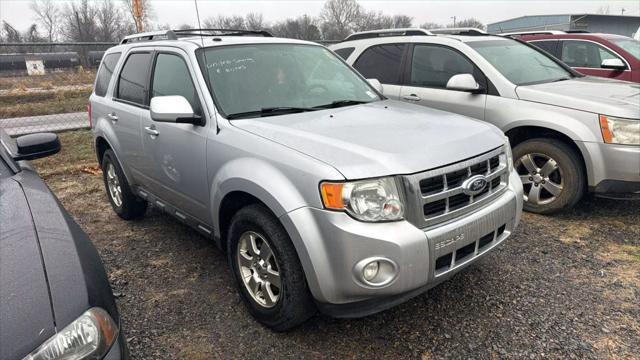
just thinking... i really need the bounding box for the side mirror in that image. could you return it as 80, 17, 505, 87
446, 74, 483, 93
150, 96, 201, 125
601, 58, 626, 71
367, 78, 383, 93
13, 132, 61, 161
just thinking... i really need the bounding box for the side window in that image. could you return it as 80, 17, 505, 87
117, 52, 152, 105
410, 45, 480, 89
531, 40, 559, 57
353, 44, 405, 84
94, 52, 121, 97
334, 47, 355, 60
151, 53, 201, 115
561, 40, 621, 68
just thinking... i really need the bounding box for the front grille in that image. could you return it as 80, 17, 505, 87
402, 147, 509, 228
434, 222, 508, 275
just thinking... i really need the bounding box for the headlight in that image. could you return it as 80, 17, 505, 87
503, 136, 514, 172
599, 115, 640, 145
24, 308, 118, 360
320, 177, 404, 222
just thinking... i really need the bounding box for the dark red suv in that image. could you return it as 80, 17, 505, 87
515, 32, 640, 83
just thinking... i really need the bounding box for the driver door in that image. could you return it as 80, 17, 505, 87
399, 44, 487, 120
141, 49, 212, 223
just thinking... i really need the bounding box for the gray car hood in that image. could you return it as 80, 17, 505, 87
516, 76, 640, 118
232, 100, 505, 179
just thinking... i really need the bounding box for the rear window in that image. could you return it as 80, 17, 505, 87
117, 52, 153, 105
353, 44, 405, 84
94, 52, 121, 97
334, 47, 355, 60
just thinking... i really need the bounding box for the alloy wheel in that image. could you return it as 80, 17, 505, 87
106, 162, 123, 207
516, 153, 564, 206
237, 231, 282, 308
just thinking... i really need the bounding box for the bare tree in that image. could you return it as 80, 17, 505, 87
452, 17, 485, 30
271, 15, 322, 40
61, 0, 100, 41
245, 12, 265, 30
320, 0, 362, 40
30, 0, 60, 42
597, 5, 611, 14
3, 21, 22, 42
96, 0, 133, 42
420, 21, 443, 29
203, 15, 246, 29
392, 14, 413, 28
122, 0, 153, 32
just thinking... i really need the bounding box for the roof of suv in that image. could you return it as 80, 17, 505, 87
515, 33, 632, 41
111, 29, 319, 52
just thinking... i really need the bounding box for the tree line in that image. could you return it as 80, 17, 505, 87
0, 0, 485, 43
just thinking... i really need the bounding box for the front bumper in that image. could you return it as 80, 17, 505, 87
280, 170, 523, 316
104, 327, 129, 359
577, 141, 640, 197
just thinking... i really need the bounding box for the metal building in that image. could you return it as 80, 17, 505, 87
487, 14, 640, 37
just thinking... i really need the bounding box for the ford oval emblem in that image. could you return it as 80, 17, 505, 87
462, 175, 488, 196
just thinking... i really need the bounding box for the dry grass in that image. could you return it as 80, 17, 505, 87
0, 70, 96, 90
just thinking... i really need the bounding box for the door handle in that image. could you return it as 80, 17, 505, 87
107, 112, 118, 122
144, 126, 159, 137
402, 94, 421, 101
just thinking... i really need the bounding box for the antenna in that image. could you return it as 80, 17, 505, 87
193, 0, 219, 133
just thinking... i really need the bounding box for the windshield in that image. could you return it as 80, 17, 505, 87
468, 39, 574, 86
610, 38, 640, 60
198, 44, 381, 119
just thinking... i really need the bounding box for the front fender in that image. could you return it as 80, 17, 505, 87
211, 157, 312, 238
502, 116, 597, 143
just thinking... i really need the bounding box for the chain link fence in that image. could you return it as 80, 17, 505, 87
0, 42, 116, 136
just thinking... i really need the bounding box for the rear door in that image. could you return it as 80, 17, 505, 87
399, 44, 487, 120
111, 50, 154, 182
351, 43, 407, 99
559, 40, 632, 81
140, 49, 211, 223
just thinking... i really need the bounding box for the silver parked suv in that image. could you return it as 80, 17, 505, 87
90, 29, 523, 330
332, 28, 640, 214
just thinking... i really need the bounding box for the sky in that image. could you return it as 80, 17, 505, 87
1, 0, 639, 31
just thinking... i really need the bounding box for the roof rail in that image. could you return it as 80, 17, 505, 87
501, 30, 566, 36
121, 30, 177, 44
344, 28, 433, 41
120, 28, 272, 44
430, 28, 488, 36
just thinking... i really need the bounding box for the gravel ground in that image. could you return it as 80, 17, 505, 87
34, 130, 639, 359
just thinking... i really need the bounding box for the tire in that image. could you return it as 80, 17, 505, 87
101, 149, 147, 220
512, 138, 585, 214
227, 204, 315, 331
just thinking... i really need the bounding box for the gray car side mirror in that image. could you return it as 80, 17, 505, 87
150, 96, 201, 125
446, 74, 483, 93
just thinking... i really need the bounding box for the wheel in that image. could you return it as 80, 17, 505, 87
227, 204, 315, 331
101, 149, 147, 220
512, 138, 585, 214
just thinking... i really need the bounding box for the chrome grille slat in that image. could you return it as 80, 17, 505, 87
402, 146, 508, 229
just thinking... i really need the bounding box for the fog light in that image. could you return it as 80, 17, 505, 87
363, 261, 379, 281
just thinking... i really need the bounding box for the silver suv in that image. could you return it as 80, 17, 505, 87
332, 28, 640, 214
90, 29, 523, 330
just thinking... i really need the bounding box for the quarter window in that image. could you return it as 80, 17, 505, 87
117, 52, 152, 105
94, 52, 121, 97
334, 47, 355, 60
410, 45, 480, 89
353, 44, 405, 84
151, 53, 201, 115
561, 40, 621, 69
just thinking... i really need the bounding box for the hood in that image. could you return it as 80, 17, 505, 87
231, 100, 505, 179
516, 76, 640, 118
0, 179, 55, 360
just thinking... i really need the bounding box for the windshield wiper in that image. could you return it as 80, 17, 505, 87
313, 100, 370, 109
226, 106, 318, 120
550, 77, 571, 83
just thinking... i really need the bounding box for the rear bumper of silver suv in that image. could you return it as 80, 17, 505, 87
280, 169, 523, 317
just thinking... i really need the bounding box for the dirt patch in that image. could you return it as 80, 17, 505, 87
33, 130, 640, 359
